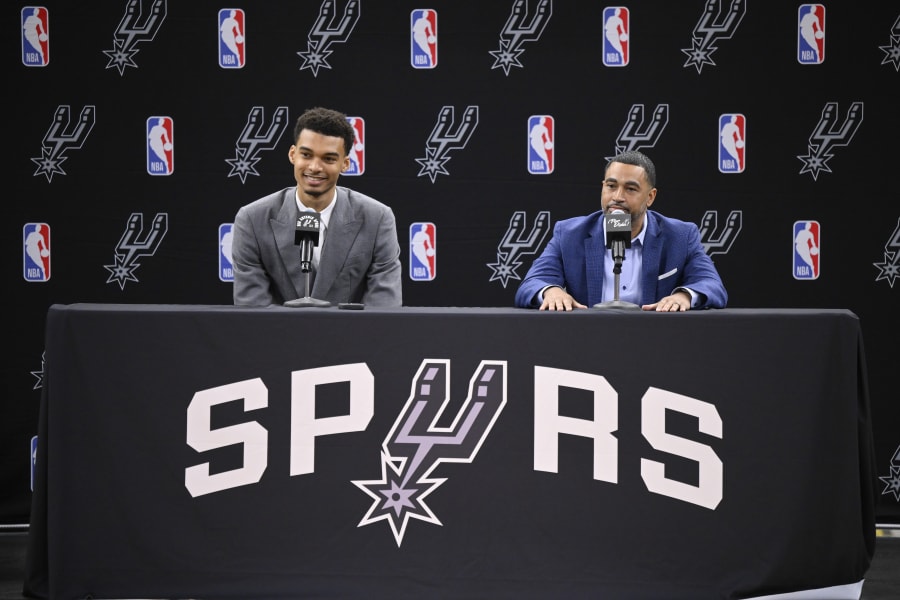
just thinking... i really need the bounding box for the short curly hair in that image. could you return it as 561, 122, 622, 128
293, 107, 355, 157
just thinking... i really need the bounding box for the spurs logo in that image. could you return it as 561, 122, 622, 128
612, 104, 670, 158
880, 14, 900, 71
31, 105, 96, 182
103, 0, 167, 75
104, 212, 169, 289
698, 210, 742, 256
297, 0, 360, 76
487, 211, 551, 288
415, 105, 479, 183
879, 445, 900, 501
797, 101, 863, 181
873, 217, 900, 289
226, 106, 290, 183
354, 360, 507, 546
681, 0, 746, 73
489, 0, 553, 75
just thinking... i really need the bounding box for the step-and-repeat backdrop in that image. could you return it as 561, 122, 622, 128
6, 1, 900, 524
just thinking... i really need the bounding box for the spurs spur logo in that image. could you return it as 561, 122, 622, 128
681, 0, 746, 73
297, 0, 359, 76
31, 105, 96, 182
797, 101, 863, 181
489, 0, 552, 76
487, 211, 551, 288
880, 14, 900, 71
103, 0, 167, 76
104, 212, 168, 289
698, 210, 742, 256
353, 360, 507, 546
873, 216, 900, 289
226, 106, 290, 183
879, 445, 900, 502
608, 103, 669, 159
415, 105, 479, 183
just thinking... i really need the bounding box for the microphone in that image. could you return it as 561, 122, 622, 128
294, 212, 320, 273
605, 209, 631, 249
592, 208, 640, 309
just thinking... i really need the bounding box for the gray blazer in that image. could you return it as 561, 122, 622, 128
232, 186, 402, 307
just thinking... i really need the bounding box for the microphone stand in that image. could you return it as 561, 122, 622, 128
284, 244, 331, 308
592, 239, 640, 310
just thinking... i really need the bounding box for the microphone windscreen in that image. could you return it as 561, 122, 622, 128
605, 210, 631, 248
295, 212, 321, 246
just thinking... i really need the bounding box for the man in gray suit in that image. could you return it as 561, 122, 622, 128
232, 107, 402, 307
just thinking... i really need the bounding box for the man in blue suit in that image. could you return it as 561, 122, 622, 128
515, 150, 727, 312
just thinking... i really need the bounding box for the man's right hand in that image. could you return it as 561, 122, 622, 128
539, 286, 587, 311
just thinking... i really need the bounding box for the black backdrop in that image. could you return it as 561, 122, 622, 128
5, 1, 900, 524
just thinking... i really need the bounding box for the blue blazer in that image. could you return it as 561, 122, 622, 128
515, 210, 728, 308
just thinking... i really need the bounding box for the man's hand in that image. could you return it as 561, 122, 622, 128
540, 287, 587, 311
642, 289, 691, 312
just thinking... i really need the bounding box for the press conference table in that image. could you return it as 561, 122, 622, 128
26, 304, 876, 599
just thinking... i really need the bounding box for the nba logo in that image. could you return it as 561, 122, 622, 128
219, 223, 234, 282
718, 113, 745, 173
528, 115, 554, 175
410, 222, 436, 281
23, 222, 51, 282
797, 4, 825, 64
147, 116, 174, 175
793, 220, 820, 280
602, 7, 629, 67
345, 117, 365, 176
219, 9, 245, 68
411, 9, 437, 69
21, 7, 49, 67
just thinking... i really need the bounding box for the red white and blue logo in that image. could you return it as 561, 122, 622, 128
21, 6, 49, 67
23, 222, 51, 282
797, 4, 825, 64
345, 116, 365, 176
602, 6, 629, 67
718, 113, 745, 173
411, 9, 437, 69
410, 222, 436, 281
219, 223, 234, 282
219, 9, 245, 69
528, 115, 554, 175
147, 116, 174, 175
793, 220, 820, 280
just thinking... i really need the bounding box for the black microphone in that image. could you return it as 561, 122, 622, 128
294, 212, 321, 273
605, 209, 631, 249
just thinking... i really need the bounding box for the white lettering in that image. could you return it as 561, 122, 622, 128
290, 363, 374, 475
640, 387, 723, 509
533, 366, 618, 483
185, 378, 268, 497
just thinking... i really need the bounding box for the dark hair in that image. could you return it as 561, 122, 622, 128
607, 150, 657, 188
293, 107, 355, 157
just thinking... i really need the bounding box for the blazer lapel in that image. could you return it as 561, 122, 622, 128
313, 189, 362, 297
585, 221, 606, 306
640, 213, 661, 305
273, 190, 305, 297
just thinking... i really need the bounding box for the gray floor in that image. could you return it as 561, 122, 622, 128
1, 527, 898, 599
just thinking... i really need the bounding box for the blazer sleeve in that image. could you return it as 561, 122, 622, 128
231, 204, 277, 306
